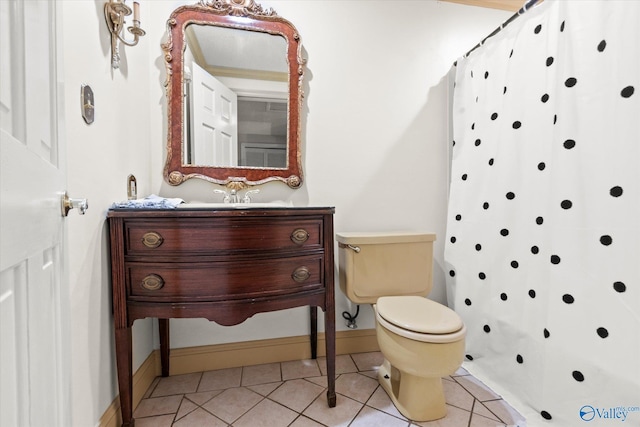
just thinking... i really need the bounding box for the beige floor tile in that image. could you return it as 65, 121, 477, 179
133, 414, 174, 427
412, 404, 472, 427
184, 390, 223, 406
335, 373, 379, 403
455, 375, 501, 402
483, 399, 526, 425
360, 369, 379, 379
248, 381, 282, 396
133, 395, 182, 418
473, 400, 502, 422
351, 351, 384, 372
282, 359, 321, 380
234, 398, 298, 427
134, 355, 524, 427
202, 387, 263, 423
172, 407, 227, 427
151, 373, 202, 397
317, 354, 359, 375
241, 362, 281, 386
305, 376, 328, 388
269, 378, 325, 412
175, 397, 198, 421
443, 378, 475, 411
302, 392, 363, 427
469, 413, 507, 427
198, 367, 241, 391
289, 415, 325, 427
366, 386, 407, 420
351, 406, 410, 427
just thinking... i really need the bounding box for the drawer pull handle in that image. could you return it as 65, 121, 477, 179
141, 274, 164, 291
290, 229, 309, 245
292, 266, 310, 283
142, 232, 163, 248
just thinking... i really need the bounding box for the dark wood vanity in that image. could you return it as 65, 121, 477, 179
108, 207, 336, 427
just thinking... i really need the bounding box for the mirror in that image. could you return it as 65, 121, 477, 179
163, 0, 305, 189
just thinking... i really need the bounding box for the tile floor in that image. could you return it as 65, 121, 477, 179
134, 352, 525, 427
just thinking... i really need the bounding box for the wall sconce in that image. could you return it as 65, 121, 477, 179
104, 0, 145, 69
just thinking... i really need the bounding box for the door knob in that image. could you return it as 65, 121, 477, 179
61, 192, 89, 216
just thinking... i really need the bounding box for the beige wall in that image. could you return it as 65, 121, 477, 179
61, 1, 510, 425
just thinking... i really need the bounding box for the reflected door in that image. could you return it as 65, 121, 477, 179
191, 62, 238, 166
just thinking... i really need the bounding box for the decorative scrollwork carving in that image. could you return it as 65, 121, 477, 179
287, 175, 302, 188
226, 180, 249, 191
161, 19, 176, 86
198, 0, 277, 17
168, 171, 184, 185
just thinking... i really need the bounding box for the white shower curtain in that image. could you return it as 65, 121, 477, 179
445, 1, 639, 425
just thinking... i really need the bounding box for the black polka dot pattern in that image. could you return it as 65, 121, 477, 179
446, 3, 638, 425
610, 186, 623, 197
560, 200, 572, 209
613, 282, 626, 293
621, 86, 634, 98
572, 371, 585, 382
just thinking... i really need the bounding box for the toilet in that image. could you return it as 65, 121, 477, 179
336, 232, 466, 422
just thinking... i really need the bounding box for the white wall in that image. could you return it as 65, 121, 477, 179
61, 1, 510, 425
62, 2, 155, 426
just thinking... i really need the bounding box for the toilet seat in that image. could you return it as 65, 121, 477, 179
375, 296, 465, 343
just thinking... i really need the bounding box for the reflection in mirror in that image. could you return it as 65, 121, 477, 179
183, 25, 288, 168
163, 0, 305, 189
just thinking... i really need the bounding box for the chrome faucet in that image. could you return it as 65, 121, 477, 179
214, 188, 259, 203
242, 189, 260, 203
213, 189, 231, 203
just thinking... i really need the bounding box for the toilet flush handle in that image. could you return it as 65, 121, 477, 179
339, 243, 361, 253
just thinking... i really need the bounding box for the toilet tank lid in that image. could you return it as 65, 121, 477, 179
336, 232, 436, 245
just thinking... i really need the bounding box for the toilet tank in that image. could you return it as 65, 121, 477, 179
336, 232, 436, 304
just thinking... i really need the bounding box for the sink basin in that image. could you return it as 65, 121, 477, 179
177, 202, 293, 209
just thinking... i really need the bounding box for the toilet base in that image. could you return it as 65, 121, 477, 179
378, 359, 447, 422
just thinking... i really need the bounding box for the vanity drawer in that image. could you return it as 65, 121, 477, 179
125, 218, 323, 256
127, 255, 324, 300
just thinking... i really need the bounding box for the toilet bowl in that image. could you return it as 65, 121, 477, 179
375, 296, 466, 421
336, 232, 466, 422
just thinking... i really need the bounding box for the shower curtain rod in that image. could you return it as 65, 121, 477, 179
454, 0, 543, 65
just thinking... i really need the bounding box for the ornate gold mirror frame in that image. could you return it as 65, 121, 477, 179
163, 0, 305, 189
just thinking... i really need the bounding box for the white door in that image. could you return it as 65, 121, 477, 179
191, 62, 238, 166
0, 1, 71, 426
